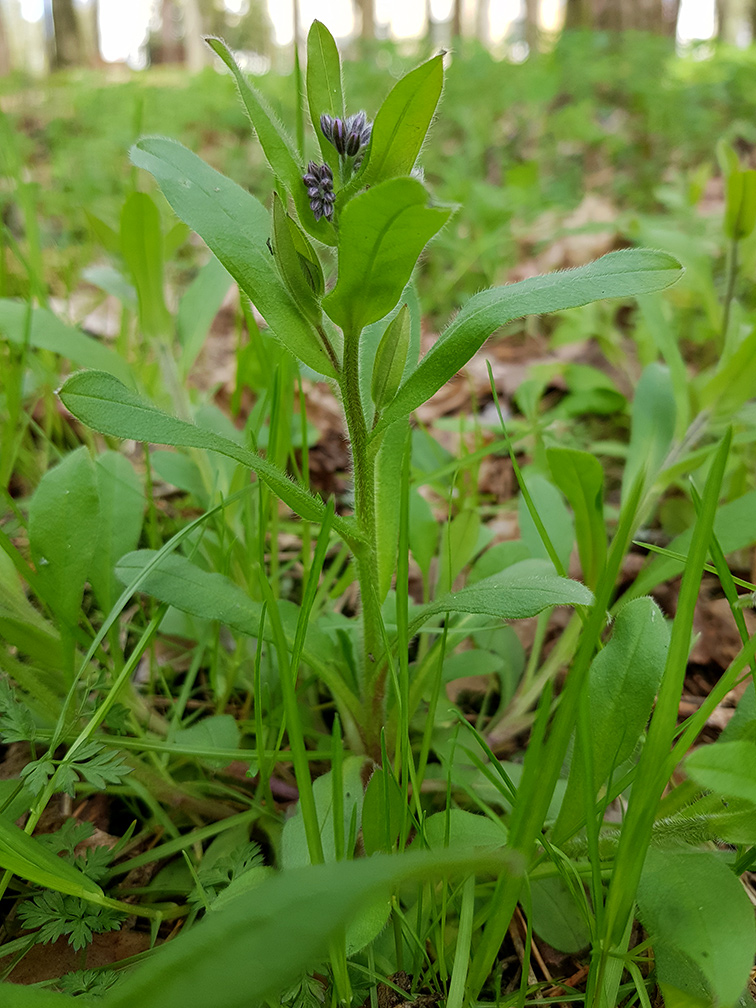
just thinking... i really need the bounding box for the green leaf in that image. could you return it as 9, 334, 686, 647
205, 37, 334, 246
28, 447, 99, 629
420, 809, 507, 849
547, 447, 606, 588
685, 740, 756, 805
120, 191, 171, 340
100, 847, 520, 1008
437, 509, 482, 596
57, 372, 354, 536
323, 178, 450, 333
116, 550, 263, 635
0, 299, 131, 382
637, 848, 756, 1007
372, 304, 411, 410
555, 596, 669, 842
529, 876, 591, 954
361, 767, 405, 856
517, 473, 573, 574
177, 255, 233, 377
170, 715, 240, 769
374, 420, 410, 602
306, 21, 344, 175
282, 756, 367, 867
130, 138, 335, 376
626, 490, 756, 600
344, 55, 444, 194
0, 549, 63, 675
89, 452, 144, 615
408, 488, 438, 577
724, 168, 756, 241
0, 812, 103, 899
374, 249, 683, 434
410, 560, 593, 635
0, 983, 77, 1007
621, 363, 676, 504
271, 193, 321, 325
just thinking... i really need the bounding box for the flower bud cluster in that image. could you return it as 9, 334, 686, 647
320, 111, 372, 159
302, 161, 335, 222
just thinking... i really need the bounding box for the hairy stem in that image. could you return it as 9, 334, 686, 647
340, 327, 384, 756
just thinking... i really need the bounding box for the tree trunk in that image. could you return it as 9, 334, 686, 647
565, 0, 680, 33
474, 0, 489, 44
524, 0, 540, 49
357, 0, 375, 40
0, 1, 11, 75
564, 0, 592, 29
179, 0, 206, 71
451, 0, 462, 38
51, 0, 83, 68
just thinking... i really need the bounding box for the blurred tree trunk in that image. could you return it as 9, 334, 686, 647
718, 0, 750, 43
565, 0, 679, 34
0, 1, 11, 75
50, 0, 83, 68
565, 0, 592, 29
179, 0, 206, 71
451, 0, 462, 38
475, 0, 490, 44
78, 0, 102, 67
524, 0, 540, 49
157, 0, 183, 62
356, 0, 375, 40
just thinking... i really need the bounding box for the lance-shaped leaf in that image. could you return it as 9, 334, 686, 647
372, 304, 411, 410
408, 560, 593, 637
340, 55, 444, 201
373, 249, 683, 436
0, 299, 131, 382
58, 371, 361, 545
120, 191, 172, 340
130, 137, 336, 377
0, 812, 103, 899
271, 193, 322, 324
101, 847, 520, 1008
306, 21, 344, 176
324, 177, 449, 333
547, 447, 606, 588
206, 37, 335, 246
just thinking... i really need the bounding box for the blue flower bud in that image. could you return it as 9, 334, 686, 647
302, 161, 334, 221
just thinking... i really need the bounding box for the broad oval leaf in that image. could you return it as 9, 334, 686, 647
374, 248, 683, 434
58, 371, 361, 542
637, 847, 756, 1007
28, 447, 99, 629
685, 739, 756, 805
89, 452, 144, 614
130, 137, 336, 376
323, 177, 450, 333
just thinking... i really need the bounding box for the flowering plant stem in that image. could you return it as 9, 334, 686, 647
340, 325, 384, 758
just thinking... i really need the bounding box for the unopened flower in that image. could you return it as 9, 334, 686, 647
320, 111, 372, 159
302, 161, 335, 221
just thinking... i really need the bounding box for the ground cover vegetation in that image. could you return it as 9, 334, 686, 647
1, 21, 756, 1008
